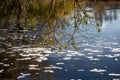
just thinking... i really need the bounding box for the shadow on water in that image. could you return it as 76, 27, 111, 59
0, 0, 120, 80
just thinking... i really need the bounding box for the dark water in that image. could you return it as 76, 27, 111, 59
0, 1, 120, 80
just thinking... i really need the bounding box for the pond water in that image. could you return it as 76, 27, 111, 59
0, 1, 120, 80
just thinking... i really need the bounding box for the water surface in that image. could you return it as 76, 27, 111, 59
0, 1, 120, 80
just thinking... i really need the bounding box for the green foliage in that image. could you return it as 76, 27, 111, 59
74, 45, 79, 51
65, 43, 69, 49
59, 45, 63, 51
0, 0, 102, 51
97, 28, 101, 32
58, 32, 63, 38
83, 20, 88, 25
96, 22, 101, 27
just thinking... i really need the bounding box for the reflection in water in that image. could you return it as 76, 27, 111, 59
0, 0, 100, 49
0, 48, 55, 80
0, 1, 120, 80
91, 1, 120, 23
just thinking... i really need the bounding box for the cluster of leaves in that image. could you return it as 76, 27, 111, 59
0, 0, 101, 50
56, 1, 101, 51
